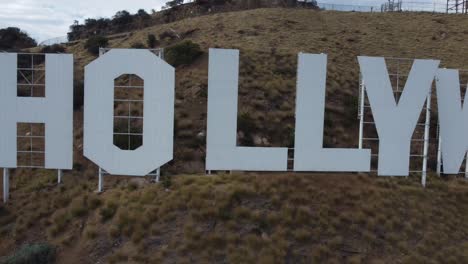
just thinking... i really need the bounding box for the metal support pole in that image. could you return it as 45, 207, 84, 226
3, 169, 9, 203
358, 77, 365, 150
465, 154, 468, 179
436, 133, 442, 176
155, 168, 161, 182
98, 167, 103, 193
421, 93, 432, 187
57, 170, 63, 184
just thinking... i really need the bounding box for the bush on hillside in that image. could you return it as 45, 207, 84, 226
0, 27, 37, 51
40, 44, 66, 53
73, 79, 84, 110
137, 9, 151, 20
147, 34, 159, 48
238, 112, 256, 146
131, 42, 146, 49
3, 243, 56, 264
165, 40, 202, 67
84, 35, 108, 55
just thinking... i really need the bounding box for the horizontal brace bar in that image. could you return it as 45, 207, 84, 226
17, 68, 45, 71
113, 133, 143, 136
114, 116, 144, 119
17, 151, 45, 154
363, 105, 430, 111
363, 138, 428, 142
17, 165, 45, 169
114, 99, 144, 102
114, 85, 144, 89
17, 135, 45, 138
388, 74, 409, 77
17, 84, 45, 87
362, 121, 428, 127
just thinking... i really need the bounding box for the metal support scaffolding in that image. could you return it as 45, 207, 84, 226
446, 0, 468, 13
97, 167, 161, 193
422, 92, 432, 187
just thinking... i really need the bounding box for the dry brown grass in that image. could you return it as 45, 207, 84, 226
4, 170, 468, 263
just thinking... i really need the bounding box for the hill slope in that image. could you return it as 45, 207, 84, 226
2, 8, 468, 263
66, 8, 468, 174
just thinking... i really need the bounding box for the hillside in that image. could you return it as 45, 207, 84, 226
64, 8, 468, 174
2, 8, 468, 263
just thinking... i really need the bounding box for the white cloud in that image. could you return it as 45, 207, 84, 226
0, 0, 449, 43
0, 0, 167, 42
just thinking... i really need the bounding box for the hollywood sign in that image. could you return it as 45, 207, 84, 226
0, 49, 466, 179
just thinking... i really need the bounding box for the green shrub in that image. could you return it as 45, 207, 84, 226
238, 112, 256, 145
165, 40, 202, 67
73, 79, 84, 110
161, 174, 172, 189
130, 42, 146, 49
343, 94, 359, 125
84, 35, 108, 55
4, 243, 56, 264
147, 34, 159, 48
100, 202, 118, 222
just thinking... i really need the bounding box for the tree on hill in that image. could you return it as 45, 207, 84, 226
84, 35, 108, 55
113, 10, 133, 26
0, 27, 37, 51
137, 9, 151, 19
164, 0, 184, 9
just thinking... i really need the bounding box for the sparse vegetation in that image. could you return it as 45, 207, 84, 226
73, 79, 84, 110
40, 44, 66, 53
165, 40, 202, 67
130, 42, 146, 49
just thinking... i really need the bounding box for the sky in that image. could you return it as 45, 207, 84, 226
0, 0, 448, 43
